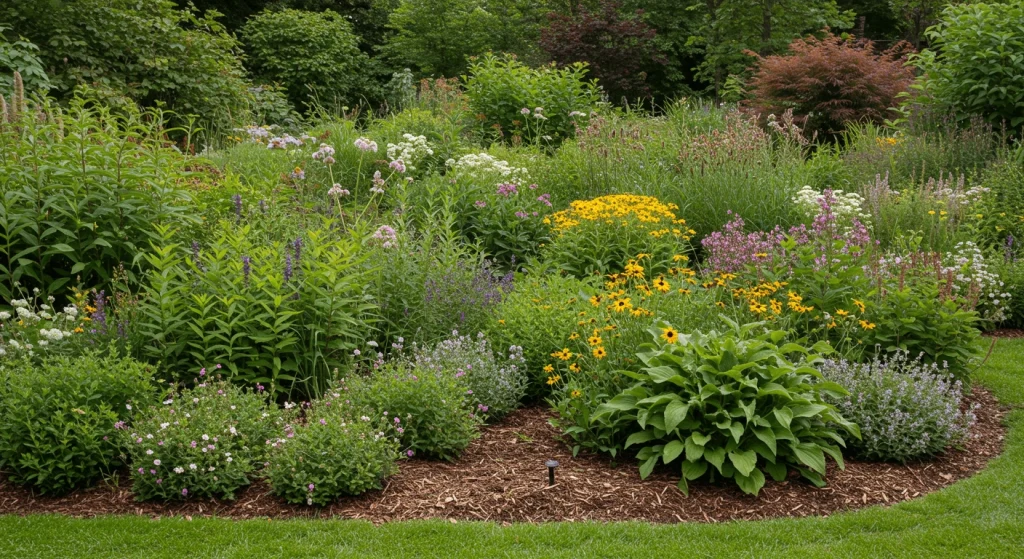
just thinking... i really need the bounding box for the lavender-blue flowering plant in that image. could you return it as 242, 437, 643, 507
819, 352, 975, 463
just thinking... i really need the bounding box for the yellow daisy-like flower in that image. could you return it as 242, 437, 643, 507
611, 298, 633, 313
715, 301, 726, 308
569, 332, 580, 340
73, 327, 84, 334
546, 375, 562, 386
770, 299, 782, 314
592, 346, 607, 359
552, 348, 573, 361
660, 326, 679, 344
828, 320, 837, 329
570, 389, 582, 398
679, 288, 692, 295
928, 210, 936, 216
498, 319, 506, 325
543, 364, 554, 373
589, 295, 603, 307
859, 320, 876, 330
853, 299, 865, 313
835, 309, 850, 317
653, 277, 671, 293
569, 363, 581, 373
749, 301, 768, 314
672, 254, 689, 262
588, 334, 603, 346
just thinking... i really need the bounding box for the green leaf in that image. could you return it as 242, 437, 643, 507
681, 459, 708, 481
734, 468, 766, 496
624, 430, 655, 449
774, 407, 793, 429
663, 400, 689, 432
791, 404, 828, 418
792, 442, 826, 475
764, 460, 788, 481
704, 446, 726, 473
662, 440, 685, 464
684, 436, 704, 462
728, 449, 757, 477
638, 455, 658, 479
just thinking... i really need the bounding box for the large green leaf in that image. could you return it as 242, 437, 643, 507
663, 400, 690, 432
662, 440, 685, 464
791, 442, 826, 474
728, 449, 757, 477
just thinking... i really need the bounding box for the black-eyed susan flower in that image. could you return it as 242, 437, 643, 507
592, 346, 607, 359
660, 326, 679, 344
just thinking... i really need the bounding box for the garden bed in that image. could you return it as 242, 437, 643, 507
0, 389, 1006, 524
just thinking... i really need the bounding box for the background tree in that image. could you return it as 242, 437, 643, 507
540, 1, 667, 104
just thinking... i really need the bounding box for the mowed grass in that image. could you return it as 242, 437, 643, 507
2, 339, 1023, 559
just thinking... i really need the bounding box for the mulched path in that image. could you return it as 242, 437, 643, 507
983, 328, 1024, 339
0, 389, 1007, 523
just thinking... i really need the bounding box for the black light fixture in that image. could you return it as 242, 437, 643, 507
545, 459, 559, 486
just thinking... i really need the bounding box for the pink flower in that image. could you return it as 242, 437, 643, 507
182, 488, 189, 496
406, 450, 414, 457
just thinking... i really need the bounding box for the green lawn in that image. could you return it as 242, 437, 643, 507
2, 340, 1023, 559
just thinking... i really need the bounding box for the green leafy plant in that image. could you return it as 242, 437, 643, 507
266, 401, 399, 506
0, 95, 197, 301
463, 53, 601, 146
135, 222, 376, 398
910, 0, 1024, 128
343, 364, 481, 461
241, 9, 375, 111
0, 349, 156, 495
119, 381, 287, 501
0, 31, 49, 98
586, 319, 858, 496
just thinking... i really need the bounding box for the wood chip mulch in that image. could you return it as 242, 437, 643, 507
983, 328, 1024, 339
0, 389, 1007, 524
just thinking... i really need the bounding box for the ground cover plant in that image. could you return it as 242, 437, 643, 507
1, 6, 1023, 550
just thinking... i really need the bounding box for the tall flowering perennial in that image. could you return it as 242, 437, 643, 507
792, 185, 870, 230
386, 134, 433, 171
372, 225, 398, 249
445, 153, 529, 186
545, 194, 689, 236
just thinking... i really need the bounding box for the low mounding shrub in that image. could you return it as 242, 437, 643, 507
463, 53, 600, 146
580, 319, 858, 496
343, 365, 481, 461
119, 381, 286, 501
745, 33, 914, 135
543, 194, 695, 277
0, 350, 155, 495
911, 1, 1024, 128
412, 331, 528, 421
820, 353, 975, 462
266, 403, 399, 506
241, 9, 373, 110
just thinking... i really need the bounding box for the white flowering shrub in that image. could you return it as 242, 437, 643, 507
445, 152, 530, 186
943, 241, 1011, 323
386, 134, 434, 172
119, 381, 289, 501
1, 289, 88, 361
266, 401, 399, 506
793, 185, 870, 229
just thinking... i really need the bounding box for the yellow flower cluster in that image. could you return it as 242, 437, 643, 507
544, 194, 694, 239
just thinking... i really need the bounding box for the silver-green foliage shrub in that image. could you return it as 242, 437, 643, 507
266, 401, 399, 506
119, 381, 287, 501
820, 353, 975, 462
0, 349, 156, 494
589, 319, 859, 496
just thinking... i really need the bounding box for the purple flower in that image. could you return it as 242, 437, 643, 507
308, 483, 315, 492
389, 159, 406, 173
242, 256, 251, 286
284, 253, 293, 283
406, 450, 414, 457
474, 200, 487, 208
515, 211, 528, 219
182, 488, 189, 496
293, 238, 303, 269
233, 194, 243, 222
496, 183, 518, 197
537, 193, 552, 207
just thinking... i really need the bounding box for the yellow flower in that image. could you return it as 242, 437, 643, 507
679, 288, 692, 295
749, 301, 768, 314
546, 375, 562, 386
570, 389, 582, 398
569, 363, 581, 373
543, 364, 554, 373
853, 299, 865, 313
73, 327, 84, 334
672, 254, 689, 262
498, 319, 505, 325
592, 346, 607, 359
660, 326, 679, 344
835, 309, 850, 317
928, 210, 936, 216
976, 214, 984, 219
828, 321, 837, 329
715, 301, 725, 308
588, 334, 603, 346
653, 277, 670, 293
859, 320, 876, 330
770, 299, 782, 314
611, 298, 633, 313
589, 295, 603, 307
569, 332, 580, 340
552, 348, 573, 361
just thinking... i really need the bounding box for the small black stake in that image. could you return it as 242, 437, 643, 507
545, 459, 559, 486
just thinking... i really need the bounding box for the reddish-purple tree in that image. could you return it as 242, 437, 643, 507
539, 2, 667, 104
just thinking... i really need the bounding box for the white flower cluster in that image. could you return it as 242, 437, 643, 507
793, 185, 871, 228
944, 241, 1011, 322
234, 125, 273, 143
1, 295, 80, 359
386, 134, 433, 171
445, 153, 529, 186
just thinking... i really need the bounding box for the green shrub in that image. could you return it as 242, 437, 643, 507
0, 97, 197, 301
119, 381, 286, 501
464, 54, 601, 146
910, 1, 1024, 128
992, 254, 1024, 329
266, 402, 399, 506
820, 353, 974, 462
344, 365, 481, 461
576, 319, 858, 496
241, 9, 374, 111
0, 350, 156, 495
5, 0, 252, 129
0, 31, 49, 98
135, 223, 376, 398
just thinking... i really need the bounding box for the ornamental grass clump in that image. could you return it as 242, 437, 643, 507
412, 331, 528, 421
543, 194, 695, 277
819, 353, 975, 462
580, 318, 858, 496
266, 402, 399, 506
0, 350, 155, 495
119, 381, 288, 501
